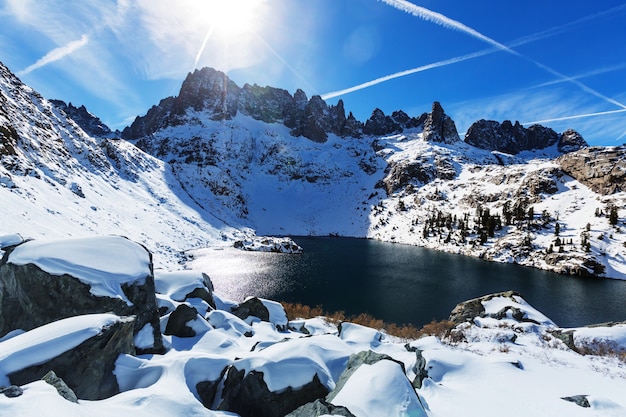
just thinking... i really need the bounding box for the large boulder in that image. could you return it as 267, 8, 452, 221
325, 350, 427, 417
0, 236, 163, 353
3, 314, 135, 400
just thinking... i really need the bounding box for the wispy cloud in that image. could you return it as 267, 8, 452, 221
17, 34, 89, 76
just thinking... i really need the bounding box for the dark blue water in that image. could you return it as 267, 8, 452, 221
200, 237, 626, 328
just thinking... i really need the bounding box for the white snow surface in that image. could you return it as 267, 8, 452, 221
8, 236, 151, 303
2, 247, 626, 416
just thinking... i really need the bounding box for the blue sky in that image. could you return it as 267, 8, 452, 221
1, 0, 626, 145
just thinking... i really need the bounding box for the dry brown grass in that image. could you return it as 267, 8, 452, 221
577, 341, 626, 364
281, 302, 456, 341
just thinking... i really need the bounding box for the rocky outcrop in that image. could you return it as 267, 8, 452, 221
464, 119, 587, 154
9, 315, 135, 400
233, 236, 304, 253
49, 100, 112, 137
380, 152, 458, 195
557, 146, 626, 195
422, 101, 460, 144
448, 290, 523, 324
0, 237, 163, 353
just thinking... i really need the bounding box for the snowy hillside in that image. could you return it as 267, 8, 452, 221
0, 62, 248, 268
124, 68, 625, 279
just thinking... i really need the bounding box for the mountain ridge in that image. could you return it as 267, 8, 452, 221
1, 61, 625, 279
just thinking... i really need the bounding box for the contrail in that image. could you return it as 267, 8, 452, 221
193, 26, 216, 70
325, 0, 626, 111
378, 0, 626, 110
536, 62, 626, 88
323, 3, 626, 101
379, 0, 511, 52
322, 48, 495, 100
18, 34, 89, 76
521, 108, 626, 125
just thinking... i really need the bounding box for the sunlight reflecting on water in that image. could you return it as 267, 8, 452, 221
186, 238, 626, 328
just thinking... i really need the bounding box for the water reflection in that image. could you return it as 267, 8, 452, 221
189, 237, 626, 328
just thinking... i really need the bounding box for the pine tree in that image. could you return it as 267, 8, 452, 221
609, 206, 619, 226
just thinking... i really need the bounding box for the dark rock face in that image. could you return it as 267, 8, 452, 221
423, 101, 460, 144
380, 152, 458, 195
9, 316, 135, 400
363, 108, 401, 136
558, 129, 588, 153
464, 119, 587, 154
217, 367, 329, 417
164, 304, 199, 337
49, 100, 112, 137
557, 146, 626, 195
0, 239, 163, 353
123, 68, 352, 144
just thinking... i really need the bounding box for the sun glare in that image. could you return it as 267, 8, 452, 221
205, 0, 260, 37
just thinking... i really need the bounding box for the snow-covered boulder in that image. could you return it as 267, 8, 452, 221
234, 236, 303, 254
0, 236, 163, 353
232, 297, 289, 331
2, 314, 134, 400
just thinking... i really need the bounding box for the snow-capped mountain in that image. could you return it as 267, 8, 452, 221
121, 67, 625, 279
1, 61, 625, 278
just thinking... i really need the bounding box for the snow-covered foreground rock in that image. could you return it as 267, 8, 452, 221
1, 236, 625, 416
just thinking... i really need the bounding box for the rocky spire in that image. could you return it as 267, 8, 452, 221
422, 101, 460, 144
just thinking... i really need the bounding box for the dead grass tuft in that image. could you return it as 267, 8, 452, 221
281, 302, 456, 341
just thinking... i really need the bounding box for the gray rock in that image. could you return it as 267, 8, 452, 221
411, 348, 429, 389
41, 370, 78, 403
0, 385, 23, 398
448, 290, 522, 324
561, 395, 591, 408
232, 297, 270, 323
9, 316, 135, 400
557, 146, 626, 195
217, 367, 329, 417
0, 237, 163, 354
286, 398, 356, 417
164, 304, 199, 337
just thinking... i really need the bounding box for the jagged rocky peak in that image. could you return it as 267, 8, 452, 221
123, 67, 353, 143
464, 119, 587, 154
50, 99, 112, 137
422, 101, 460, 144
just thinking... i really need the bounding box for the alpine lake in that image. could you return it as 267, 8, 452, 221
195, 236, 626, 328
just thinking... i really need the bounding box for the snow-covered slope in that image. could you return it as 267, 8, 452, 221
0, 62, 247, 268
130, 104, 625, 278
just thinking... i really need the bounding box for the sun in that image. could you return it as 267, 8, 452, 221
204, 0, 261, 38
